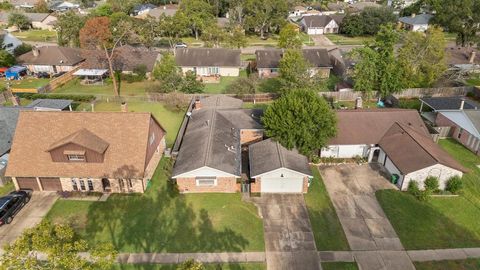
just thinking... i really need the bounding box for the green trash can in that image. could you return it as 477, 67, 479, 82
391, 174, 399, 185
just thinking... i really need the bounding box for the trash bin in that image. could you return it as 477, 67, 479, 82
391, 174, 399, 185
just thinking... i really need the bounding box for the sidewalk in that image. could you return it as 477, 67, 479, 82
116, 252, 266, 264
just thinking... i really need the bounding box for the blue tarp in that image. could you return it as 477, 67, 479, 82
5, 66, 26, 80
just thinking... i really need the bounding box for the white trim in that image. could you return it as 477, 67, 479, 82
251, 167, 312, 179
172, 166, 239, 179
195, 177, 218, 187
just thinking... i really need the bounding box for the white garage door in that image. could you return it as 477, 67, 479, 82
261, 178, 303, 193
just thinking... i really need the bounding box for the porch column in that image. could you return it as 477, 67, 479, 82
36, 177, 43, 191
12, 177, 19, 190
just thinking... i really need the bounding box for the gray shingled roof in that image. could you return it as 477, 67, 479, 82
399, 14, 432, 25
172, 96, 263, 177
0, 107, 29, 156
25, 99, 72, 110
302, 15, 332, 28
255, 49, 332, 69
420, 97, 480, 111
17, 46, 84, 66
249, 139, 312, 177
175, 48, 241, 67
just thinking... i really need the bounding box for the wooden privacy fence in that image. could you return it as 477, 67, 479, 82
146, 93, 278, 103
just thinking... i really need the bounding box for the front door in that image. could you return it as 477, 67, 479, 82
102, 178, 111, 192
371, 149, 380, 163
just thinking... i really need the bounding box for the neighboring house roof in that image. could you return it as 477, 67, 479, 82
82, 45, 160, 72
399, 14, 432, 26
349, 2, 381, 11
302, 15, 333, 28
327, 2, 346, 11
5, 111, 165, 178
0, 107, 28, 156
0, 12, 51, 23
330, 109, 429, 145
255, 49, 332, 69
329, 14, 345, 25
172, 96, 263, 178
379, 123, 467, 174
200, 95, 244, 109
446, 47, 480, 66
25, 99, 72, 110
132, 3, 157, 12
249, 138, 311, 178
9, 0, 37, 7
438, 110, 480, 138
144, 6, 178, 18
175, 48, 241, 67
17, 46, 84, 66
420, 97, 480, 111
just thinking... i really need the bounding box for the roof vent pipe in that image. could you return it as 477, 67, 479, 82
460, 99, 465, 110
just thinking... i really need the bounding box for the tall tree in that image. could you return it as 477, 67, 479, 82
135, 16, 160, 48
278, 23, 302, 49
0, 221, 116, 270
431, 0, 480, 47
200, 23, 225, 47
278, 49, 311, 91
398, 26, 447, 87
179, 0, 215, 40
262, 89, 337, 156
180, 71, 204, 93
55, 11, 85, 47
33, 0, 49, 13
351, 47, 378, 98
152, 52, 183, 93
340, 6, 397, 36
8, 13, 30, 31
0, 50, 15, 66
158, 12, 190, 49
225, 25, 247, 48
244, 0, 288, 39
79, 17, 131, 96
225, 75, 258, 97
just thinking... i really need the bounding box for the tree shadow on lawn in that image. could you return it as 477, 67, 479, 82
377, 190, 480, 250
85, 161, 250, 257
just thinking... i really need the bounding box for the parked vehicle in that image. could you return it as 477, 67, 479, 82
174, 42, 188, 49
0, 190, 32, 226
51, 71, 66, 78
35, 72, 50, 79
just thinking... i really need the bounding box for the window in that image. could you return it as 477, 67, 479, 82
458, 128, 463, 139
87, 179, 94, 191
67, 154, 85, 162
0, 210, 6, 218
149, 133, 155, 145
71, 179, 78, 191
79, 179, 86, 191
195, 177, 217, 187
127, 179, 133, 188
5, 43, 12, 48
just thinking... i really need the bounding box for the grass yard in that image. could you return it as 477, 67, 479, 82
321, 262, 359, 270
414, 259, 480, 270
3, 78, 50, 90
325, 34, 373, 45
204, 70, 247, 94
305, 167, 350, 251
76, 101, 184, 147
54, 79, 147, 96
0, 181, 14, 196
111, 263, 266, 270
466, 76, 480, 87
12, 29, 57, 42
46, 158, 265, 253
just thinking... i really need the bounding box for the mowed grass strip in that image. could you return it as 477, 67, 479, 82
305, 166, 350, 251
46, 158, 265, 253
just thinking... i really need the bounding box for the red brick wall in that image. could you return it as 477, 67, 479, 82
145, 117, 166, 168
176, 177, 237, 193
240, 130, 263, 145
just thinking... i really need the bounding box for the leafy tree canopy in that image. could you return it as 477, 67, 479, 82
278, 23, 302, 49
262, 89, 337, 156
278, 49, 311, 91
0, 50, 15, 66
340, 6, 397, 36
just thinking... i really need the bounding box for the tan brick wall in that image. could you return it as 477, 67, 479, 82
250, 178, 261, 193
302, 176, 309, 193
176, 177, 237, 193
436, 113, 480, 155
60, 177, 145, 193
240, 129, 263, 145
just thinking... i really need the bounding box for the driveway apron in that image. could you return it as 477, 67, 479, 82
253, 194, 321, 270
320, 164, 416, 270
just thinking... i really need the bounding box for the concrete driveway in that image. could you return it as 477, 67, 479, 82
320, 164, 415, 270
0, 192, 58, 246
252, 194, 321, 270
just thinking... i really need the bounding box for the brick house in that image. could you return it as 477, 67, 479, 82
5, 111, 166, 193
255, 49, 332, 79
175, 48, 241, 77
172, 96, 312, 193
17, 46, 85, 75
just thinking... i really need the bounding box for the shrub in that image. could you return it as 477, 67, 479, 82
446, 176, 463, 194
13, 43, 32, 57
310, 155, 320, 164
121, 73, 144, 83
17, 93, 95, 102
424, 176, 439, 192
163, 93, 189, 112
133, 64, 147, 78
408, 180, 430, 201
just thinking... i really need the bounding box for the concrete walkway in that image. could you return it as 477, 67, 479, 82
116, 252, 266, 264
320, 164, 416, 270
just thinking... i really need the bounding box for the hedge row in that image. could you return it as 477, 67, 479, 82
17, 93, 95, 102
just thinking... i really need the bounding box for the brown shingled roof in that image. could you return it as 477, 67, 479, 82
17, 46, 84, 66
47, 128, 109, 154
379, 123, 467, 174
6, 111, 165, 178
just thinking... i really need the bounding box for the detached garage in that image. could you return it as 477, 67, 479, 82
249, 139, 312, 193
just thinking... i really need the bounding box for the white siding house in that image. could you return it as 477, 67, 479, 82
175, 48, 242, 78
300, 15, 343, 35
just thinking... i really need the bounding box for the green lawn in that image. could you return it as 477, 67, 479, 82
0, 181, 14, 196
46, 158, 265, 253
111, 263, 266, 270
204, 70, 247, 94
4, 78, 50, 89
322, 262, 359, 270
325, 34, 374, 45
414, 259, 480, 270
466, 76, 480, 87
54, 79, 147, 96
12, 29, 57, 42
76, 101, 184, 147
305, 166, 350, 251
